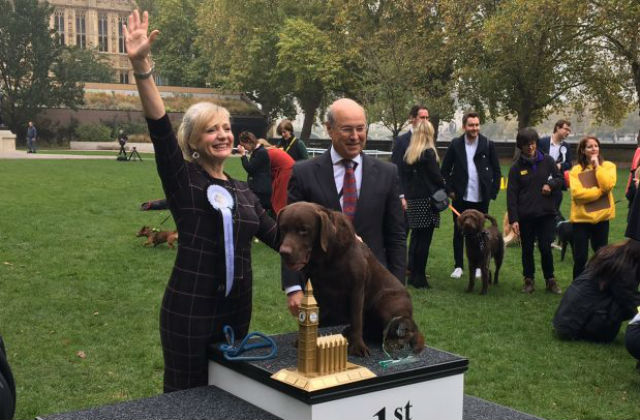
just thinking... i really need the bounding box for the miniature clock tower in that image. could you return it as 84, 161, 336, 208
297, 280, 319, 374
272, 279, 375, 391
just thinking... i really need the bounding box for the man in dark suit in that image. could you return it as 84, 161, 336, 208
537, 119, 572, 216
282, 98, 406, 315
441, 111, 501, 279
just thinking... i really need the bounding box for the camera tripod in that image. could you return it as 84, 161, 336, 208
127, 146, 142, 161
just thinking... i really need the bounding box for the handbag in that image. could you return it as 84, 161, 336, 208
430, 188, 450, 212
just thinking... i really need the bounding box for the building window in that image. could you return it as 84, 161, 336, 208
54, 11, 65, 45
119, 71, 129, 84
98, 14, 108, 52
76, 12, 86, 49
118, 16, 126, 54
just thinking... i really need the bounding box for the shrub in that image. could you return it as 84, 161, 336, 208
74, 122, 113, 142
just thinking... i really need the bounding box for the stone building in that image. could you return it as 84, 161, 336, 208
46, 0, 136, 84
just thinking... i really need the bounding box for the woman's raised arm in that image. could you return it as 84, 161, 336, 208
123, 10, 164, 120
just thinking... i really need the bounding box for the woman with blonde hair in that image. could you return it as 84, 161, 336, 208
400, 121, 445, 288
124, 10, 279, 392
569, 136, 617, 279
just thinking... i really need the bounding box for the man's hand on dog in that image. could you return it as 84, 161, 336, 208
287, 290, 303, 316
541, 184, 551, 196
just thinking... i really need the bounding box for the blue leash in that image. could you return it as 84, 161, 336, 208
218, 325, 277, 361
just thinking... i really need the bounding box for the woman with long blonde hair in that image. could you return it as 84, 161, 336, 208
400, 121, 444, 288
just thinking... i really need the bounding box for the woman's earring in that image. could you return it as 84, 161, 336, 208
192, 151, 200, 160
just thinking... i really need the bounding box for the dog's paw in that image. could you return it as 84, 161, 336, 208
348, 340, 370, 357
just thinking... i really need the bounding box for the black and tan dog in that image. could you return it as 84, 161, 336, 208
278, 202, 424, 357
457, 209, 504, 295
137, 226, 178, 249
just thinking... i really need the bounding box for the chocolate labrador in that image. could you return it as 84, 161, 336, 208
457, 209, 504, 295
278, 202, 424, 357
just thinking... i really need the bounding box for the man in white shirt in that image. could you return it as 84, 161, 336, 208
281, 98, 406, 318
537, 119, 572, 217
440, 112, 501, 279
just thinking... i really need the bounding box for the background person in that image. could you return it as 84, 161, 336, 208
625, 131, 640, 222
237, 131, 272, 212
276, 119, 308, 161
569, 136, 617, 279
26, 121, 37, 153
400, 120, 444, 289
553, 190, 640, 343
552, 239, 640, 343
625, 190, 640, 372
391, 105, 429, 277
507, 128, 563, 294
257, 138, 294, 214
117, 129, 128, 157
441, 111, 501, 279
124, 9, 279, 392
538, 119, 573, 217
282, 98, 406, 316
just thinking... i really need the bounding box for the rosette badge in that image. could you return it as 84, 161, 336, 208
207, 185, 235, 297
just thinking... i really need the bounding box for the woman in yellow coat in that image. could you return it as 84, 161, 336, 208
569, 136, 616, 279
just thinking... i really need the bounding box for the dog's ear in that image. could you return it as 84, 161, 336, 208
411, 329, 425, 354
276, 205, 288, 227
317, 208, 335, 253
330, 211, 356, 249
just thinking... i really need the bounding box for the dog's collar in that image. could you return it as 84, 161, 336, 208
464, 230, 489, 251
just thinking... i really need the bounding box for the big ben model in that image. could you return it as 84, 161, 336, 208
297, 280, 319, 374
271, 280, 376, 391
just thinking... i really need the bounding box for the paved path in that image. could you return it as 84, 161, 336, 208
0, 151, 122, 160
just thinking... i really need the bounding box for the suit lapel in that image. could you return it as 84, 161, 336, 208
454, 136, 468, 172
474, 135, 487, 159
356, 153, 377, 224
315, 151, 341, 211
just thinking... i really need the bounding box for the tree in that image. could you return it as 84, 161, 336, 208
452, 0, 628, 130
59, 47, 114, 84
276, 18, 345, 140
150, 0, 208, 87
0, 0, 84, 138
584, 0, 640, 121
335, 0, 456, 140
198, 0, 295, 127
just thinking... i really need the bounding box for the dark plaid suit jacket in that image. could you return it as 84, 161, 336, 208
148, 115, 278, 392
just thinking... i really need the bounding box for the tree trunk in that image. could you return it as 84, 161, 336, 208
299, 94, 323, 142
431, 115, 441, 143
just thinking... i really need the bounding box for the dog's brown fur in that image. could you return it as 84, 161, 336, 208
278, 202, 424, 357
457, 209, 504, 295
137, 226, 178, 249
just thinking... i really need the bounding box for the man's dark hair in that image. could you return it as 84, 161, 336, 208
516, 127, 540, 150
239, 130, 257, 145
409, 105, 428, 119
553, 119, 571, 133
462, 111, 480, 126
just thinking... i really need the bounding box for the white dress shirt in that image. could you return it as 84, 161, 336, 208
464, 136, 481, 203
330, 146, 363, 209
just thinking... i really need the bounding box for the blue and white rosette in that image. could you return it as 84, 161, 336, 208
560, 145, 567, 163
207, 185, 235, 297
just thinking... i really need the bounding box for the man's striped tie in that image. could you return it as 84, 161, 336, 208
342, 159, 357, 220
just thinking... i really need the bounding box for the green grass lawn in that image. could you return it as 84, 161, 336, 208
0, 156, 638, 420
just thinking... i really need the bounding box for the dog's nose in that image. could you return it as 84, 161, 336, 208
279, 244, 292, 257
